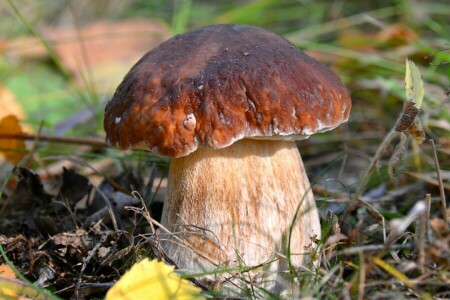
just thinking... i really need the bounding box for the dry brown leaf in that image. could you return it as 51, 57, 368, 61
376, 24, 419, 46
46, 19, 171, 91
427, 218, 450, 265
430, 218, 450, 238
394, 100, 420, 132
0, 115, 27, 164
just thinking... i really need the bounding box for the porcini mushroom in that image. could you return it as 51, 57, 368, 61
104, 24, 351, 285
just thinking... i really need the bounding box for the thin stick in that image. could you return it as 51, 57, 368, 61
341, 129, 399, 223
0, 133, 107, 148
357, 251, 366, 300
430, 139, 449, 228
425, 193, 432, 241
126, 204, 219, 267
340, 243, 415, 256
418, 206, 426, 273
354, 130, 399, 199
382, 217, 387, 243
74, 235, 107, 299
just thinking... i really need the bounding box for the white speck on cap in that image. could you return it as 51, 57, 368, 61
115, 117, 121, 124
291, 107, 296, 118
183, 113, 196, 131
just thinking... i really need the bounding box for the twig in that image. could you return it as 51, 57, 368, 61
426, 194, 432, 241
339, 243, 415, 256
23, 121, 45, 168
126, 204, 219, 267
418, 205, 426, 273
0, 133, 107, 148
340, 129, 399, 223
355, 130, 399, 198
429, 139, 449, 228
95, 188, 121, 231
406, 171, 450, 191
74, 235, 107, 299
132, 191, 156, 235
358, 251, 366, 300
83, 191, 139, 228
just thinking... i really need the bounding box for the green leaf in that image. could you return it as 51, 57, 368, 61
405, 59, 424, 109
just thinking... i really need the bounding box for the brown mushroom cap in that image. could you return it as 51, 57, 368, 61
104, 24, 351, 157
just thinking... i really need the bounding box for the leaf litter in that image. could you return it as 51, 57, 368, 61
0, 165, 165, 299
0, 85, 448, 300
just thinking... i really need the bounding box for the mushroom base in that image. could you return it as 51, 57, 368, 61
161, 139, 321, 290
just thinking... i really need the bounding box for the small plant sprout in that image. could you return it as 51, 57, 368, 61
342, 59, 426, 221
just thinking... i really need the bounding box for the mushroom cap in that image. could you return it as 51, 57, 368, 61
104, 24, 351, 157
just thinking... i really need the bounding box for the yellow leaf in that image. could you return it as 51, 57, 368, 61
0, 85, 32, 133
106, 259, 204, 300
0, 85, 26, 120
0, 115, 27, 164
0, 265, 16, 279
0, 264, 18, 298
405, 59, 424, 109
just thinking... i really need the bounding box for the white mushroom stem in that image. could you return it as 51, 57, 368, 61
161, 139, 321, 276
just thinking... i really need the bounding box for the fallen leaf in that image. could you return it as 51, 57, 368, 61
376, 24, 418, 46
0, 85, 32, 133
0, 264, 16, 279
40, 19, 171, 91
58, 167, 91, 206
427, 218, 450, 265
0, 86, 26, 120
0, 264, 18, 297
106, 258, 204, 300
7, 167, 51, 208
0, 115, 27, 164
430, 218, 450, 239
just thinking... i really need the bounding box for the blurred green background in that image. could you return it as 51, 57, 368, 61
0, 0, 449, 160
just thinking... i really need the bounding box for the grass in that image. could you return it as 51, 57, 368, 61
0, 0, 449, 299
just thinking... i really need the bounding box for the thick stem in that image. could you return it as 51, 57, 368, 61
161, 139, 320, 276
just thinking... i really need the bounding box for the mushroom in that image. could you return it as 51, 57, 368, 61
104, 24, 351, 285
